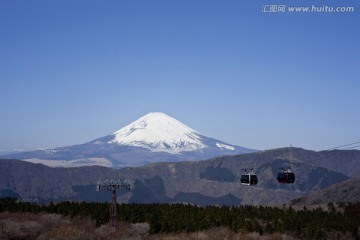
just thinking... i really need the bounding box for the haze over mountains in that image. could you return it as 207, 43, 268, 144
1, 112, 255, 168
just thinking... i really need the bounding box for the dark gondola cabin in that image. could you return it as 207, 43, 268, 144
277, 168, 295, 184
241, 169, 258, 186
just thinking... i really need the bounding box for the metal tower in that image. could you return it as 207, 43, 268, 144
96, 179, 131, 228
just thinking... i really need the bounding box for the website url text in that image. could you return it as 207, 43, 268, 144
261, 5, 355, 13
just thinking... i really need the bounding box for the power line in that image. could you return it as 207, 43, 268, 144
327, 141, 360, 150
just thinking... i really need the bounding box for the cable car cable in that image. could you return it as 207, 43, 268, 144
344, 144, 360, 150
327, 141, 360, 150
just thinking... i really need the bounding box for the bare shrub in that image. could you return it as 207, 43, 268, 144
41, 225, 96, 240
189, 231, 208, 240
146, 228, 301, 240
205, 227, 237, 240
130, 223, 150, 238
37, 216, 98, 240
326, 230, 356, 240
94, 224, 112, 238
0, 218, 43, 240
234, 232, 300, 240
93, 221, 147, 240
0, 219, 25, 240
147, 227, 237, 240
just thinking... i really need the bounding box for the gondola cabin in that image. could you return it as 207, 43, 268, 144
240, 169, 258, 186
277, 168, 295, 184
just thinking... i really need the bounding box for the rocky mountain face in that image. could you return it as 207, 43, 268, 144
1, 147, 359, 205
1, 112, 255, 168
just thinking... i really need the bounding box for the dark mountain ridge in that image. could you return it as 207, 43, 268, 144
1, 147, 359, 205
291, 176, 360, 205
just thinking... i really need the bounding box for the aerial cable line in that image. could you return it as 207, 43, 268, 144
327, 141, 360, 150
344, 144, 360, 150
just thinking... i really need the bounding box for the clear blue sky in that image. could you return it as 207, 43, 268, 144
1, 0, 359, 152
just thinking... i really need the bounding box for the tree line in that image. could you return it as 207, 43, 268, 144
1, 198, 359, 239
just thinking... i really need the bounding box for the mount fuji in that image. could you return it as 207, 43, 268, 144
2, 112, 255, 168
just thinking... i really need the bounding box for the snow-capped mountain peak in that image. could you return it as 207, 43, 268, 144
109, 112, 206, 154
3, 112, 255, 168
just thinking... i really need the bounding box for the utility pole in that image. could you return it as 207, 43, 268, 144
96, 179, 131, 228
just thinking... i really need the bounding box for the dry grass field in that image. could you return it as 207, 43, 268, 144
1, 211, 358, 240
0, 212, 304, 240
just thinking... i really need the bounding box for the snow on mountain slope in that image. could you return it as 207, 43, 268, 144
2, 112, 256, 168
109, 112, 206, 154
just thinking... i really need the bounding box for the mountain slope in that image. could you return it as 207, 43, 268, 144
1, 112, 255, 168
291, 177, 360, 205
2, 147, 359, 205
0, 159, 115, 201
